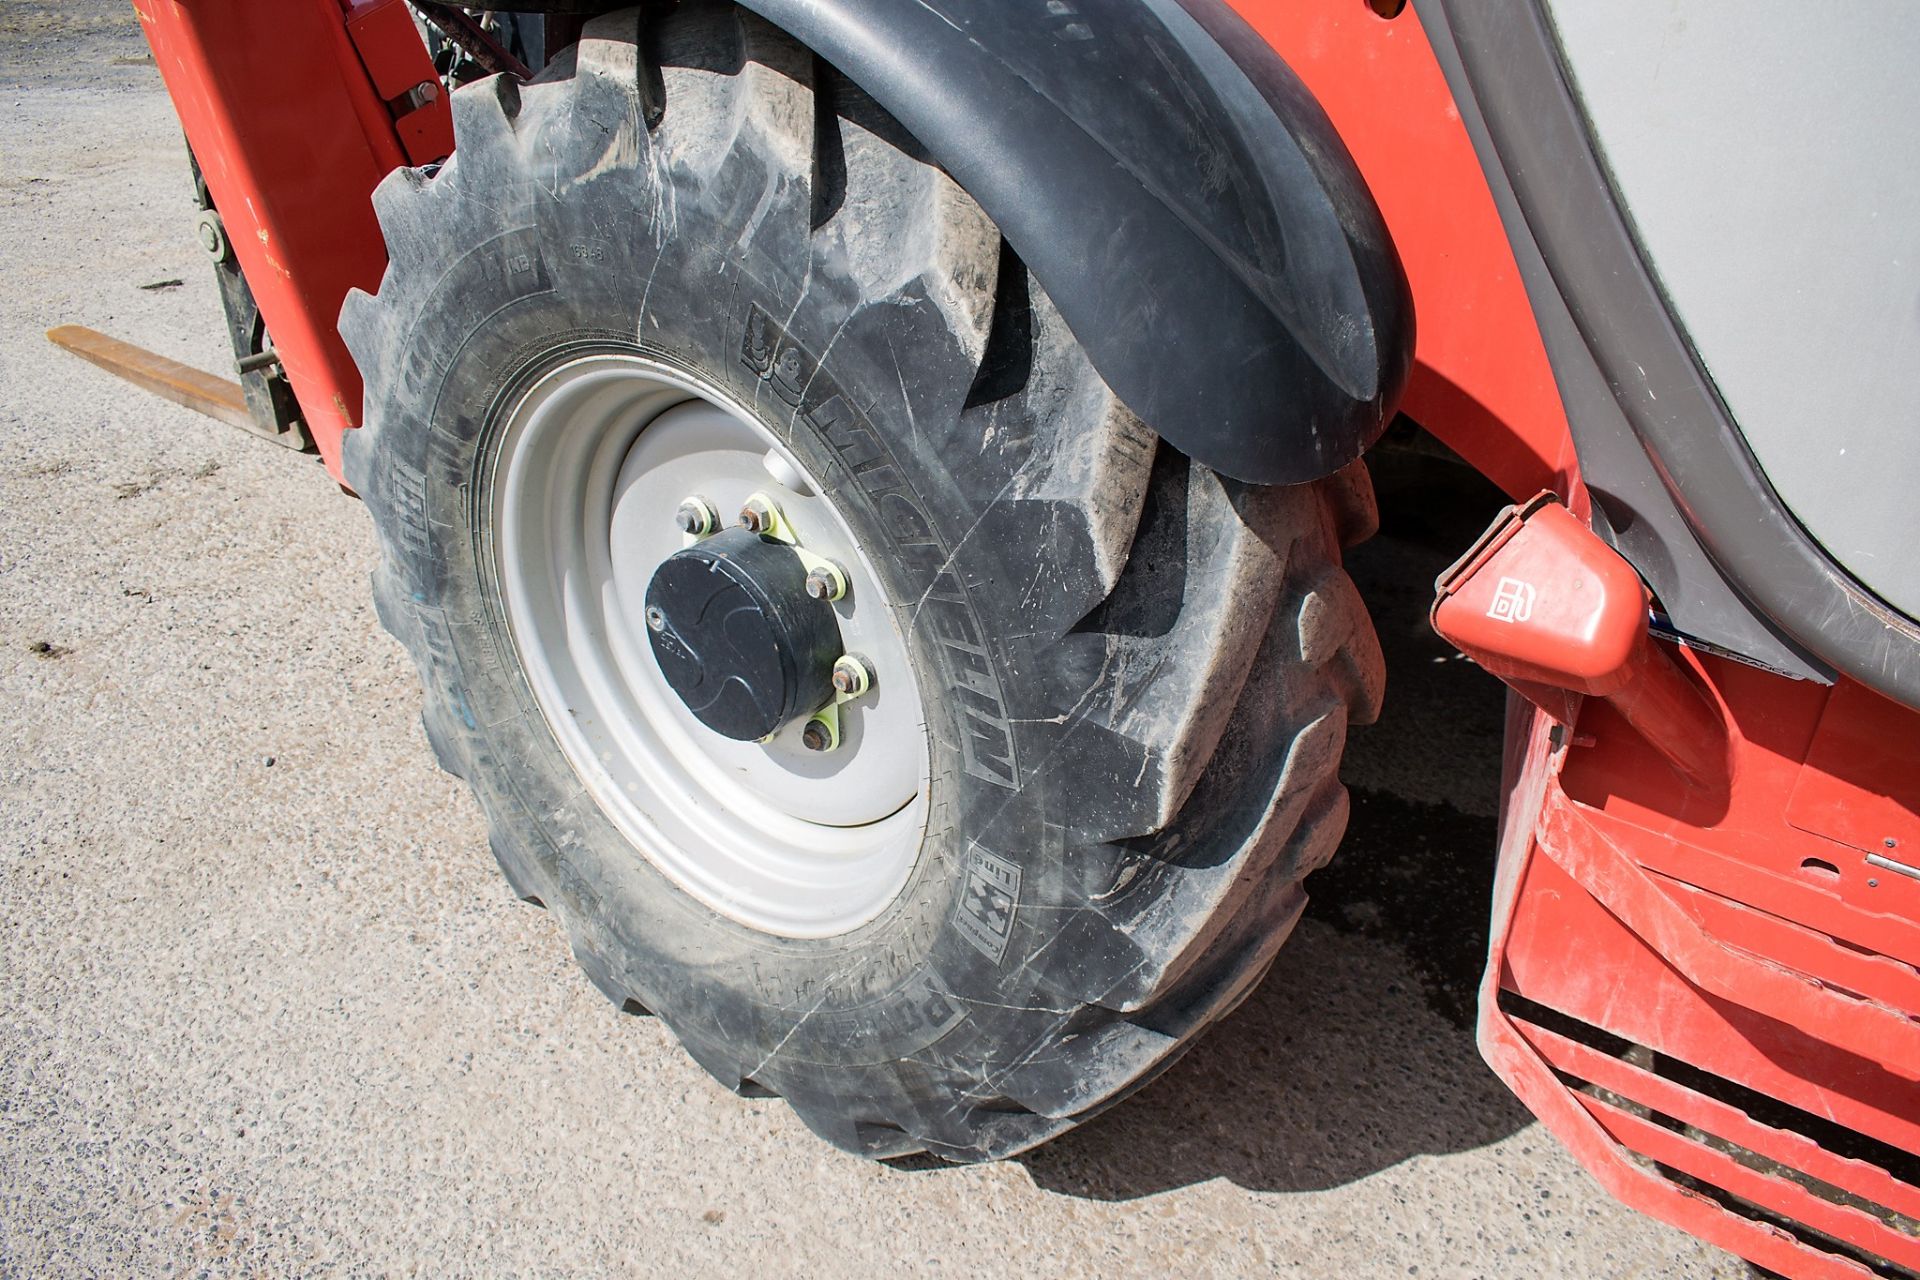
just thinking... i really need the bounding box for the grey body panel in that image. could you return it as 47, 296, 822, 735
1546, 1, 1920, 621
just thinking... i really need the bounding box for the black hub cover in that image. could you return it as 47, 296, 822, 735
644, 527, 841, 741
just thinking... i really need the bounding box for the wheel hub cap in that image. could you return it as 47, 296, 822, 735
644, 527, 841, 742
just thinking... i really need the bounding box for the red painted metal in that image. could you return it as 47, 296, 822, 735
345, 0, 458, 166
1479, 707, 1908, 1280
146, 0, 1579, 501
1515, 1017, 1920, 1229
1432, 494, 1726, 787
1227, 0, 1577, 501
1432, 494, 1650, 697
1261, 9, 1920, 1268
1540, 785, 1920, 1073
1436, 477, 1920, 1274
346, 0, 432, 98
134, 0, 447, 478
1476, 666, 1920, 1277
1581, 1096, 1919, 1274
1788, 680, 1920, 860
1408, 385, 1920, 1275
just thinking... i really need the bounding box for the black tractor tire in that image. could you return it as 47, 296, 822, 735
340, 3, 1384, 1161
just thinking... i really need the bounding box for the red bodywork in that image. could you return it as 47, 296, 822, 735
132, 2, 1919, 1273
1427, 492, 1920, 1274
1489, 672, 1920, 1277
1431, 494, 1728, 787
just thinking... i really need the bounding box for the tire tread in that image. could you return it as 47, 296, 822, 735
341, 2, 1385, 1163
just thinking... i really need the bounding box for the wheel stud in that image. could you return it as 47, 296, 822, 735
674, 496, 718, 537
804, 561, 847, 602
739, 496, 777, 535
831, 654, 872, 697
801, 719, 834, 752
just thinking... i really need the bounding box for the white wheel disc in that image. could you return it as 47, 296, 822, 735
491, 353, 929, 938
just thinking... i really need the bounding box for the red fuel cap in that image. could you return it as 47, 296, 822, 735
1430, 493, 1650, 698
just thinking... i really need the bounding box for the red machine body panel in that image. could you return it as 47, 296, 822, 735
1243, 8, 1920, 1272
1485, 672, 1920, 1277
146, 0, 1578, 498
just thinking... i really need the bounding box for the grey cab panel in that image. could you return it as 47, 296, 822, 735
1546, 1, 1920, 621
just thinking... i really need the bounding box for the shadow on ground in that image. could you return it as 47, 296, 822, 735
1016, 446, 1531, 1199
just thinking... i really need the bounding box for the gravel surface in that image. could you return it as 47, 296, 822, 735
0, 8, 1747, 1277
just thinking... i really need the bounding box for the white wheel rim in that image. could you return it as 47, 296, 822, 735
491, 353, 930, 938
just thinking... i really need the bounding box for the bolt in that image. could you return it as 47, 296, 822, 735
1886, 837, 1900, 849
801, 719, 833, 752
235, 348, 281, 375
805, 562, 847, 602
645, 605, 667, 633
674, 496, 717, 537
195, 210, 229, 263
402, 79, 439, 112
740, 496, 776, 535
831, 654, 872, 697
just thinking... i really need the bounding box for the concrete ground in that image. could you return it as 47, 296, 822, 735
0, 8, 1746, 1277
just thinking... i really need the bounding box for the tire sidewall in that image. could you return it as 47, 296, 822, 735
355, 143, 1083, 1081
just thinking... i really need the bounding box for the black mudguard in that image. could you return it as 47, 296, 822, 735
518, 0, 1414, 483
737, 0, 1413, 485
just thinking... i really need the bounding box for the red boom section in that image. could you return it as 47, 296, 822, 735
135, 0, 449, 477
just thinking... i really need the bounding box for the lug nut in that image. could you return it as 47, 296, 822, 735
801, 719, 834, 752
804, 562, 847, 602
739, 496, 777, 535
645, 605, 667, 633
831, 654, 872, 697
674, 496, 717, 537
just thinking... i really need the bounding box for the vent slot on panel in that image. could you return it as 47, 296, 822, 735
1501, 991, 1920, 1278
